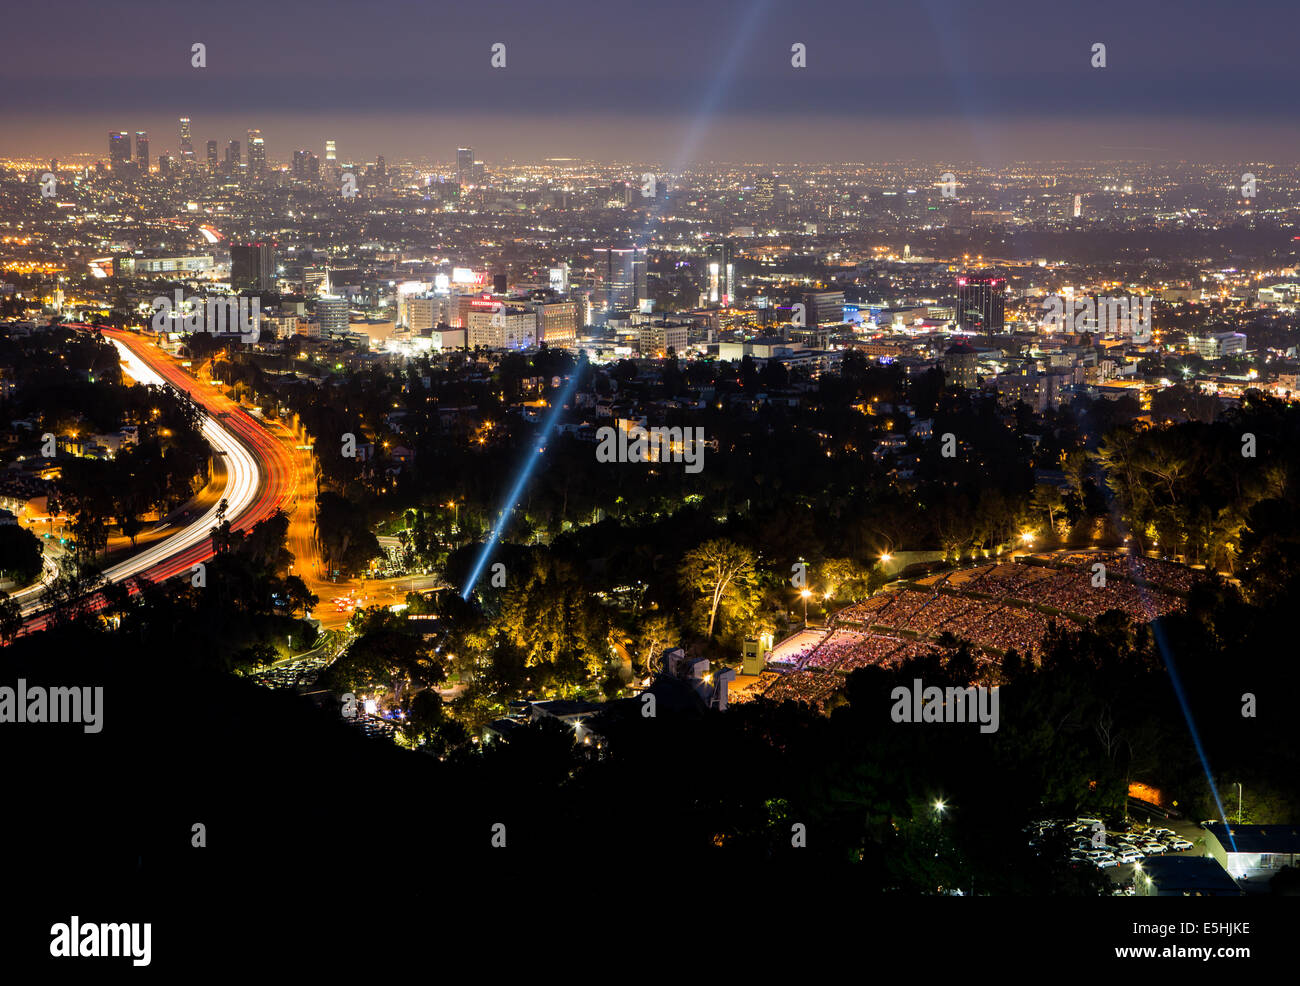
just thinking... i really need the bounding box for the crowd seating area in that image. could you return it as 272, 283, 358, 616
759, 670, 843, 710
757, 552, 1203, 710
1049, 550, 1206, 594
729, 671, 781, 705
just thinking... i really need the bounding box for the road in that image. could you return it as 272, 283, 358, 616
262, 414, 445, 628
13, 328, 294, 630
13, 325, 445, 634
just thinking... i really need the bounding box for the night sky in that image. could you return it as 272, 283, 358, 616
2, 0, 1297, 162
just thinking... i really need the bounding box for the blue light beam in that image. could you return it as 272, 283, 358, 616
461, 370, 582, 599
1118, 550, 1238, 850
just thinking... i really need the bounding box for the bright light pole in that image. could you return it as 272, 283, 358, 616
1236, 782, 1243, 824
800, 587, 811, 626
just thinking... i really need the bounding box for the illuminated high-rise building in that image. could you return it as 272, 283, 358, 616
109, 132, 131, 169
226, 140, 241, 167
457, 147, 474, 185
231, 242, 275, 292
325, 139, 337, 164
206, 140, 218, 169
135, 132, 149, 174
707, 241, 736, 306
247, 130, 266, 175
594, 246, 648, 311
179, 117, 194, 160
956, 274, 1006, 333
315, 295, 350, 339
548, 263, 570, 295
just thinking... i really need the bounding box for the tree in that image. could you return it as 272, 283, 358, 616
680, 538, 759, 638
1032, 484, 1066, 533
821, 557, 876, 603
0, 525, 44, 585
0, 591, 22, 644
329, 610, 446, 706
399, 688, 467, 755
633, 614, 676, 674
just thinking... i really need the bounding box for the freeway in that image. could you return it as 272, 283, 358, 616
13, 327, 294, 629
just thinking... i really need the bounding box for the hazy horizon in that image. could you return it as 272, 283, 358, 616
3, 0, 1298, 164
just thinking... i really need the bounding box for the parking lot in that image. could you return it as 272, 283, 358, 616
1026, 813, 1205, 893
244, 655, 332, 691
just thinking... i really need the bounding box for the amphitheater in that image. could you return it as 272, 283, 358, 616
734, 550, 1206, 711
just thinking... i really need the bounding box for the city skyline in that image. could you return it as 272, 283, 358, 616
3, 0, 1300, 161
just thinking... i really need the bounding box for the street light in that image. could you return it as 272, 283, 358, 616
1236, 782, 1243, 824
800, 587, 811, 626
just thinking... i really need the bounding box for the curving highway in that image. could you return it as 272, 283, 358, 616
14, 327, 294, 630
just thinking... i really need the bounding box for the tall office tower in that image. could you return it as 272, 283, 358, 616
157, 154, 174, 177
956, 274, 1006, 333
109, 132, 131, 170
457, 147, 474, 185
315, 295, 350, 339
593, 246, 648, 311
134, 132, 149, 174
293, 150, 306, 177
752, 174, 776, 211
206, 140, 218, 169
306, 152, 320, 179
325, 139, 337, 164
179, 117, 194, 160
247, 130, 266, 175
707, 241, 736, 306
1073, 193, 1082, 218
226, 140, 241, 167
230, 242, 275, 292
548, 263, 570, 295
801, 289, 845, 328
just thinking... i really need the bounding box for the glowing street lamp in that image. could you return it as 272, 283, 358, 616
800, 587, 812, 626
